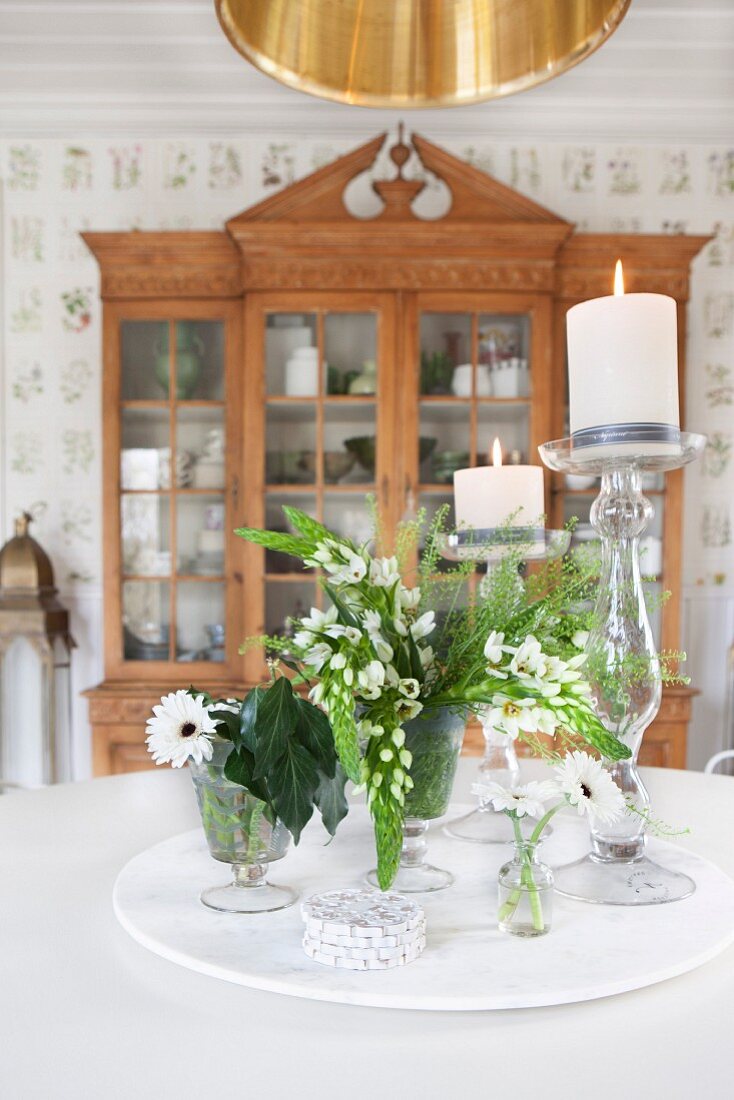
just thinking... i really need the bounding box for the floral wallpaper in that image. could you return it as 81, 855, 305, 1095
1, 135, 732, 772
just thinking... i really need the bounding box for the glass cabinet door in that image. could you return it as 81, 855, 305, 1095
411, 303, 534, 565
258, 301, 390, 638
118, 314, 235, 669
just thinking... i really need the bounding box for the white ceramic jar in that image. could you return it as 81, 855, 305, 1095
285, 346, 319, 396
451, 364, 491, 397
492, 358, 521, 398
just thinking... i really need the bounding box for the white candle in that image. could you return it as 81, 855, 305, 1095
567, 261, 679, 446
453, 439, 545, 530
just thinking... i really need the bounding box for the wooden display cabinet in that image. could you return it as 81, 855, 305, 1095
83, 132, 706, 775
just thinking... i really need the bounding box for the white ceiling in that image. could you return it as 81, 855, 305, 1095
1, 0, 733, 140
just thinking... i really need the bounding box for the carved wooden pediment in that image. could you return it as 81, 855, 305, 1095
226, 129, 570, 230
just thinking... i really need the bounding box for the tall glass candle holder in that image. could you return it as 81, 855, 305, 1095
438, 527, 570, 845
540, 427, 705, 905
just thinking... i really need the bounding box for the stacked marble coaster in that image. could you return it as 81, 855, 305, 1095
302, 890, 426, 971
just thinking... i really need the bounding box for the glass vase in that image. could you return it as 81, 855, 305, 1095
367, 705, 466, 893
189, 741, 298, 914
498, 841, 553, 937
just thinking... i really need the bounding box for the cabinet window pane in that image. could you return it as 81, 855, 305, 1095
266, 405, 316, 486
121, 409, 170, 489
121, 495, 171, 577
123, 581, 171, 660
325, 312, 377, 396
420, 313, 471, 396
477, 314, 531, 399
266, 313, 318, 396
173, 320, 225, 401
120, 321, 169, 400
176, 494, 225, 577
177, 406, 225, 491
176, 581, 225, 661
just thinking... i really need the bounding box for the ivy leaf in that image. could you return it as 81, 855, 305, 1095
239, 685, 264, 753
314, 765, 349, 837
295, 698, 337, 778
223, 745, 271, 807
268, 740, 320, 844
281, 506, 332, 546
251, 677, 299, 779
209, 705, 240, 746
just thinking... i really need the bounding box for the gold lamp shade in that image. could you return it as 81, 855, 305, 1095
215, 0, 631, 109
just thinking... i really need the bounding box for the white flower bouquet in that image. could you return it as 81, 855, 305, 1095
236, 505, 632, 888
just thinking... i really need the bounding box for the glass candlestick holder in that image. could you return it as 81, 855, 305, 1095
539, 427, 705, 905
440, 527, 570, 845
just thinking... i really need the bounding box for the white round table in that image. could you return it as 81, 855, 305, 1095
3, 759, 734, 1100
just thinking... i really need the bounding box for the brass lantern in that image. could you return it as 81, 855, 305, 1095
215, 0, 631, 109
0, 513, 75, 788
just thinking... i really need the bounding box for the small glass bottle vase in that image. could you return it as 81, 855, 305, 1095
367, 706, 466, 893
498, 841, 553, 937
189, 741, 298, 914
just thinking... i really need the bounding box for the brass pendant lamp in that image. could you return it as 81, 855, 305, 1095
215, 0, 631, 109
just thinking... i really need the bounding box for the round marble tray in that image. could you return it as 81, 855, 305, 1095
113, 804, 734, 1011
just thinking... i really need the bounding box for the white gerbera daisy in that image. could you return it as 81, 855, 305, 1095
146, 691, 217, 768
472, 779, 557, 818
554, 751, 626, 824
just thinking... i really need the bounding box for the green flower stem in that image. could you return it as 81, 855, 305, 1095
245, 800, 265, 864
529, 803, 564, 846
200, 781, 266, 862
523, 855, 545, 933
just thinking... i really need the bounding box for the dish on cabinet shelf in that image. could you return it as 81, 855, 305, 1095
266, 450, 317, 485
323, 451, 357, 483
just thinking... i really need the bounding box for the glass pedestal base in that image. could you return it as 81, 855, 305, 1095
553, 853, 696, 906
366, 862, 453, 893
199, 858, 297, 910
444, 806, 554, 845
200, 879, 298, 914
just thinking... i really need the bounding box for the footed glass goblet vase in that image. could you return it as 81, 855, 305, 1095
367, 706, 466, 893
189, 741, 298, 914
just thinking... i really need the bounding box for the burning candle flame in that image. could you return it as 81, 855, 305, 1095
491, 438, 503, 467
614, 259, 625, 296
